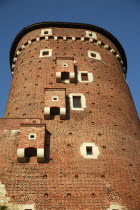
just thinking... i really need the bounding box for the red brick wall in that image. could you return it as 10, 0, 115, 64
0, 25, 140, 209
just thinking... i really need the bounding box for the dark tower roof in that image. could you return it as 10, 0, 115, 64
10, 21, 127, 73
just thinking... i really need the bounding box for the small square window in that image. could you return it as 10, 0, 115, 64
40, 29, 52, 36
81, 73, 88, 81
86, 31, 97, 39
52, 96, 58, 101
43, 51, 49, 56
78, 71, 93, 83
86, 146, 93, 155
73, 96, 81, 108
88, 51, 101, 60
28, 133, 36, 139
39, 49, 52, 58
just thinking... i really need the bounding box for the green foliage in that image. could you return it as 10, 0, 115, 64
0, 206, 8, 210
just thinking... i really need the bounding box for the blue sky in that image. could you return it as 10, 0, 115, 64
0, 0, 139, 118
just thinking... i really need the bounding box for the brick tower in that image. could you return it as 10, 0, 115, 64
0, 22, 140, 210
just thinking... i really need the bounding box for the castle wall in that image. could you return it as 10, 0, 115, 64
0, 23, 140, 209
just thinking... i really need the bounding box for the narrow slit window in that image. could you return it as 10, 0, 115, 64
86, 146, 93, 155
52, 96, 58, 101
81, 73, 88, 81
28, 133, 36, 139
73, 96, 81, 108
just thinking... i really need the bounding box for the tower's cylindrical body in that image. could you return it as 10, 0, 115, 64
0, 22, 140, 210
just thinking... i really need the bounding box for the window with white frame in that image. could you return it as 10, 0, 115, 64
85, 31, 97, 39
40, 28, 52, 36
52, 96, 58, 101
39, 49, 52, 58
69, 93, 86, 110
78, 71, 93, 83
88, 51, 101, 60
80, 143, 100, 159
28, 133, 36, 139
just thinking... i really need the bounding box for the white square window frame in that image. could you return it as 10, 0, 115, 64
28, 133, 36, 140
78, 71, 93, 83
88, 50, 101, 60
80, 143, 100, 159
85, 31, 97, 39
40, 28, 52, 36
39, 49, 52, 58
52, 96, 58, 101
69, 93, 86, 111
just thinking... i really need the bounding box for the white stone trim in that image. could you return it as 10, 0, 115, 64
97, 41, 102, 46
88, 50, 101, 60
72, 37, 76, 41
39, 49, 52, 58
89, 38, 93, 43
40, 28, 52, 36
81, 37, 85, 42
111, 49, 115, 54
80, 143, 100, 159
56, 72, 61, 82
12, 64, 15, 69
28, 133, 36, 139
104, 44, 109, 49
54, 36, 58, 41
69, 93, 86, 111
28, 40, 32, 44
37, 148, 44, 162
13, 57, 17, 62
60, 107, 66, 120
21, 44, 25, 49
17, 51, 21, 55
22, 204, 35, 210
85, 31, 97, 39
45, 36, 49, 40
107, 203, 127, 210
44, 107, 50, 119
36, 37, 40, 42
78, 71, 93, 83
70, 72, 75, 83
17, 148, 25, 162
52, 96, 58, 101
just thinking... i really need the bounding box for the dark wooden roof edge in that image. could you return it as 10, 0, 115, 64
10, 21, 127, 72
